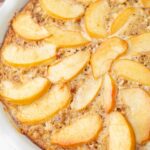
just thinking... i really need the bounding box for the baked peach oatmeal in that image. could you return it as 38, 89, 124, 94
0, 0, 150, 149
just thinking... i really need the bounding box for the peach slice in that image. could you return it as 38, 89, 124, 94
48, 50, 90, 83
71, 75, 102, 110
16, 84, 72, 124
119, 88, 150, 144
111, 7, 136, 34
13, 12, 89, 46
2, 43, 56, 67
0, 77, 50, 105
102, 74, 116, 113
91, 37, 127, 78
112, 59, 150, 86
51, 114, 102, 146
45, 27, 89, 48
141, 0, 150, 8
40, 0, 84, 20
12, 13, 50, 40
109, 112, 135, 150
115, 0, 127, 3
76, 0, 96, 5
127, 32, 150, 56
85, 0, 109, 38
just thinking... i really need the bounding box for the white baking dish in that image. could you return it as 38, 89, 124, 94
0, 0, 40, 149
0, 0, 28, 43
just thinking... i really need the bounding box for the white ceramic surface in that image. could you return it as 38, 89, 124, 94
0, 0, 27, 43
0, 0, 40, 149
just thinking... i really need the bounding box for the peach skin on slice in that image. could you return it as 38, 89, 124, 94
119, 88, 150, 144
127, 32, 150, 56
2, 43, 56, 67
91, 37, 127, 78
51, 114, 102, 147
109, 112, 135, 150
112, 59, 150, 86
45, 27, 90, 48
76, 0, 96, 5
85, 0, 109, 38
16, 84, 72, 124
0, 77, 51, 105
12, 13, 50, 40
111, 7, 136, 34
141, 0, 150, 8
71, 75, 102, 110
102, 73, 116, 113
48, 50, 90, 83
40, 0, 85, 20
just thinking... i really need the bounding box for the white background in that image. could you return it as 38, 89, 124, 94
0, 104, 40, 150
0, 0, 40, 149
0, 0, 28, 42
0, 140, 15, 150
